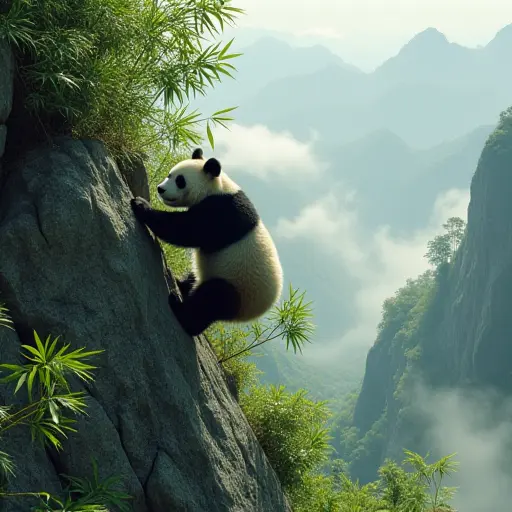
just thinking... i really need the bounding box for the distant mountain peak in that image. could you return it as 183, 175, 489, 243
345, 128, 411, 155
403, 27, 449, 51
243, 36, 362, 74
244, 36, 291, 52
486, 23, 512, 49
373, 26, 453, 75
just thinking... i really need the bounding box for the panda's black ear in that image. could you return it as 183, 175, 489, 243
203, 157, 221, 178
191, 148, 203, 160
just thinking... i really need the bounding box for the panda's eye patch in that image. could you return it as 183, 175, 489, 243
176, 174, 187, 188
175, 175, 186, 189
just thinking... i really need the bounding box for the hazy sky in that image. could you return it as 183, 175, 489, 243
230, 0, 512, 70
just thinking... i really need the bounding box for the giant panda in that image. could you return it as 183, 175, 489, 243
130, 148, 283, 337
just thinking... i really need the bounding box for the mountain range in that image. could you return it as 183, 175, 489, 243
191, 25, 512, 383
195, 24, 512, 149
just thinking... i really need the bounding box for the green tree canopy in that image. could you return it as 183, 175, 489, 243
424, 216, 466, 267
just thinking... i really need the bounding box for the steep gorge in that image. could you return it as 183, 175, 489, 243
344, 107, 512, 483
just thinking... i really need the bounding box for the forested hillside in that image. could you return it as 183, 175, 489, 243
333, 107, 512, 511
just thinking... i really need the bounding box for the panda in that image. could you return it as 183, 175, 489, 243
130, 147, 284, 337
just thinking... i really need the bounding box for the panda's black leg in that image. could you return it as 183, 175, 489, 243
176, 272, 196, 298
169, 278, 241, 337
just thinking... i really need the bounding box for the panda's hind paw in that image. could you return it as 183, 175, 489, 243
168, 291, 181, 311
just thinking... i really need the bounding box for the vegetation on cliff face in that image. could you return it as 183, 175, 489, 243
2, 0, 242, 159
331, 216, 466, 485
424, 217, 466, 267
0, 300, 463, 511
0, 306, 132, 510
333, 106, 512, 496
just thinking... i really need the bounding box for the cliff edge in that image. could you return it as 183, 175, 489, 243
346, 107, 512, 483
0, 39, 289, 511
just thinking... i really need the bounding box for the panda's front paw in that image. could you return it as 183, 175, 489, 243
131, 197, 151, 220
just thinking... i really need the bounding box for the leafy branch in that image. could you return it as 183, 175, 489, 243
0, 331, 103, 450
403, 449, 459, 510
0, 308, 131, 510
1, 0, 244, 157
217, 284, 315, 364
0, 304, 13, 331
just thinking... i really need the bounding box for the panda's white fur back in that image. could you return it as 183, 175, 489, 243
192, 221, 283, 321
191, 172, 283, 321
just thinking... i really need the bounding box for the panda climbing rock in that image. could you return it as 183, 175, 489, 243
130, 148, 284, 337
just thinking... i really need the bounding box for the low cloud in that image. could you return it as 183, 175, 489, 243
213, 123, 326, 180
416, 384, 512, 512
275, 183, 469, 363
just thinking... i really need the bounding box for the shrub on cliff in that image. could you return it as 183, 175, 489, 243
241, 384, 332, 491
288, 451, 458, 512
0, 304, 131, 510
1, 0, 242, 156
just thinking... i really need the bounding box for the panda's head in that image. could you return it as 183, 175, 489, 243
156, 148, 227, 207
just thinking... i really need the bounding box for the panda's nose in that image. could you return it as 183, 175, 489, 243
157, 186, 165, 194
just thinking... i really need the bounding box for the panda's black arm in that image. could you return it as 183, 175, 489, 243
131, 197, 206, 247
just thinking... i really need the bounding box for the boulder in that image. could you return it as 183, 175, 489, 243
0, 137, 290, 511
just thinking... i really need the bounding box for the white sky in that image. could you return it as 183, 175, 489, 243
230, 0, 512, 70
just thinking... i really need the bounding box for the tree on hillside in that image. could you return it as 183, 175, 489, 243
443, 216, 466, 254
424, 216, 466, 267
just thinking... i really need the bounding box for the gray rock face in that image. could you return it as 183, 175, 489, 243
439, 111, 512, 387
0, 138, 289, 511
0, 125, 6, 158
0, 38, 13, 159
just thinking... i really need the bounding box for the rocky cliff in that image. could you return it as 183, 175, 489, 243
0, 38, 12, 163
0, 43, 289, 512
345, 107, 512, 483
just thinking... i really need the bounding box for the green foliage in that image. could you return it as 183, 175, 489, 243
330, 392, 360, 461
486, 105, 512, 151
378, 460, 427, 512
0, 306, 132, 510
204, 285, 314, 398
34, 459, 131, 511
240, 384, 332, 492
206, 323, 260, 393
332, 219, 464, 489
217, 284, 315, 365
290, 468, 383, 512
290, 451, 458, 512
0, 304, 13, 330
335, 269, 438, 483
0, 330, 103, 451
1, 0, 243, 156
402, 450, 458, 511
378, 270, 435, 338
424, 217, 466, 267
